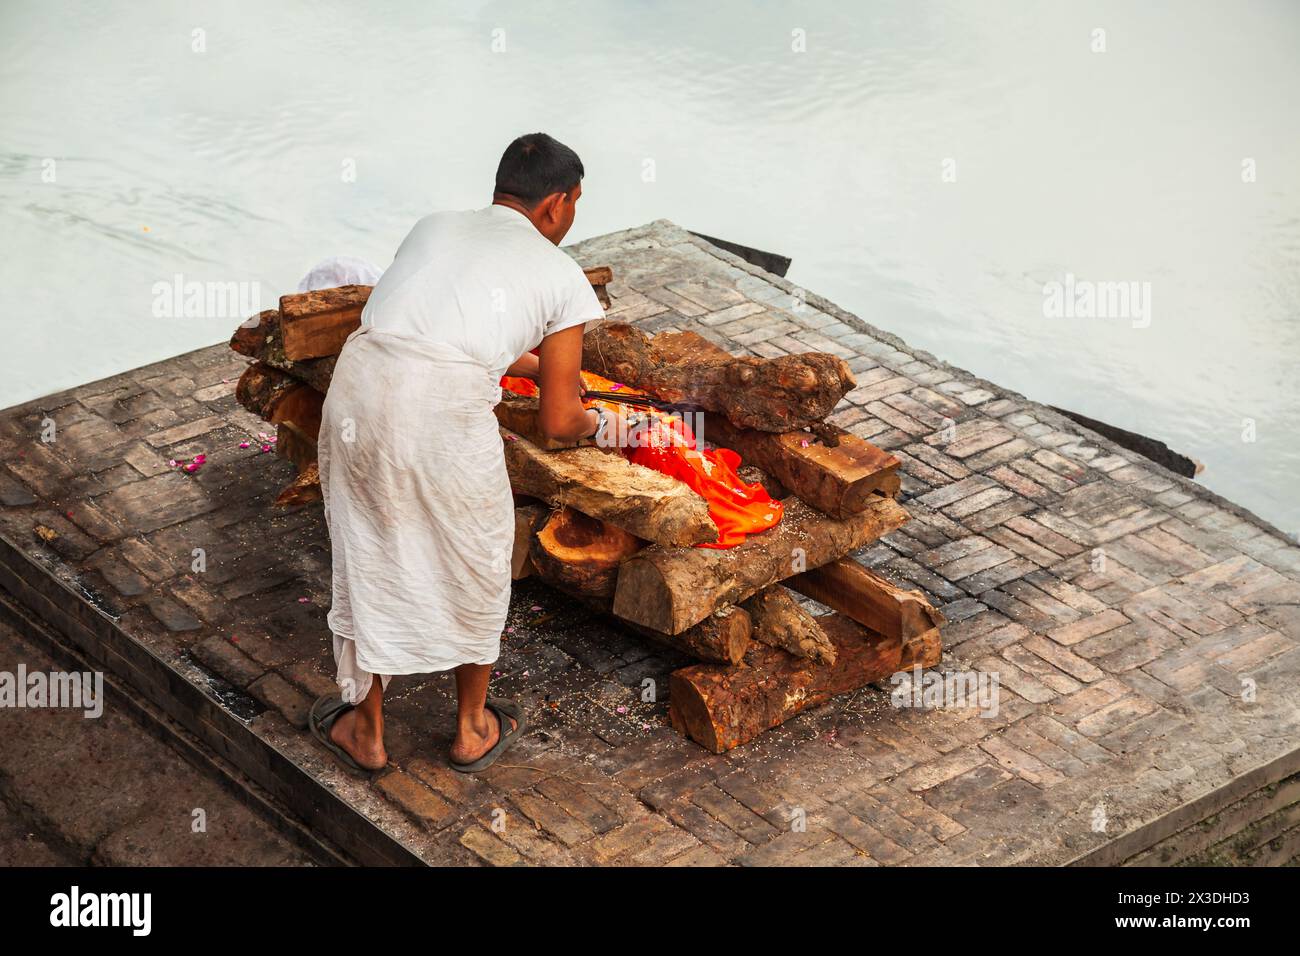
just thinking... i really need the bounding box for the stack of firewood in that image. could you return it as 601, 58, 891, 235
229, 267, 943, 752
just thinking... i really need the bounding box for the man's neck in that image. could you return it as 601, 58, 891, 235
492, 194, 534, 220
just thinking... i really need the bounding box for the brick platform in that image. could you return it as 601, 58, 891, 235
2, 220, 1298, 866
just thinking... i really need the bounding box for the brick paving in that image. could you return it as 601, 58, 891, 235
1, 219, 1298, 865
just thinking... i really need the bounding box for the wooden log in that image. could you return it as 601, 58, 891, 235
584, 266, 612, 310
231, 309, 278, 357
276, 421, 318, 472
230, 310, 338, 393
494, 393, 571, 450
235, 362, 305, 421
617, 328, 897, 517
741, 586, 836, 665
274, 462, 322, 507
612, 494, 909, 634
625, 606, 752, 665
705, 415, 900, 518
788, 559, 945, 639
501, 429, 717, 547
234, 363, 324, 450
528, 507, 644, 598
583, 265, 613, 286
901, 626, 942, 670
670, 613, 911, 753
582, 323, 855, 432
511, 504, 546, 580
279, 285, 371, 361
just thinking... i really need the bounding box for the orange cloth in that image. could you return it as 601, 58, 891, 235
499, 371, 781, 548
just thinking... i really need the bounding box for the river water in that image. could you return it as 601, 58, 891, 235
1, 0, 1297, 532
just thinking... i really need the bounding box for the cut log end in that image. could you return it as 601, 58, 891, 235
529, 507, 644, 599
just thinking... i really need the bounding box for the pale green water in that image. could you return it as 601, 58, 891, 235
1, 0, 1298, 533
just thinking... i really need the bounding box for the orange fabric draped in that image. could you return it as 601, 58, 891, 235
499, 371, 781, 549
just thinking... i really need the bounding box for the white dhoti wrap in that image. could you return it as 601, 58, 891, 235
318, 326, 515, 703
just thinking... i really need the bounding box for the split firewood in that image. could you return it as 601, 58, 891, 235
512, 503, 547, 579
235, 362, 309, 422
669, 612, 942, 753
501, 429, 717, 547
584, 266, 612, 310
741, 586, 836, 665
612, 494, 909, 634
788, 558, 946, 640
706, 415, 900, 518
276, 421, 318, 473
582, 323, 856, 432
274, 462, 323, 507
900, 626, 942, 671
279, 285, 372, 361
528, 507, 644, 598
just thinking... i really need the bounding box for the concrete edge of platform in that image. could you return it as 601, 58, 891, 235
0, 586, 350, 866
1065, 748, 1300, 866
0, 531, 426, 866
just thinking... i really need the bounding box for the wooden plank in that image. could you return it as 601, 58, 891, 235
788, 559, 945, 639
612, 495, 909, 634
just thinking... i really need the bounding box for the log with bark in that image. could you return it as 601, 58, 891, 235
235, 362, 310, 422
612, 494, 909, 634
741, 586, 836, 664
231, 310, 337, 394
276, 421, 318, 472
528, 506, 644, 598
582, 323, 856, 432
624, 606, 752, 665
501, 429, 717, 547
668, 612, 942, 753
274, 461, 322, 507
279, 285, 372, 361
577, 325, 896, 516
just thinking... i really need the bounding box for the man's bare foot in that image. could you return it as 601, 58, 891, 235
450, 708, 517, 765
328, 707, 388, 770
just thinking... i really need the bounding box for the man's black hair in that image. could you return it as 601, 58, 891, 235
494, 133, 584, 206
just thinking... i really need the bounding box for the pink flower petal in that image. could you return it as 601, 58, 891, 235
239, 441, 250, 449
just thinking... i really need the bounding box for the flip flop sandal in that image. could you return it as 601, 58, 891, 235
309, 692, 382, 775
450, 698, 528, 774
